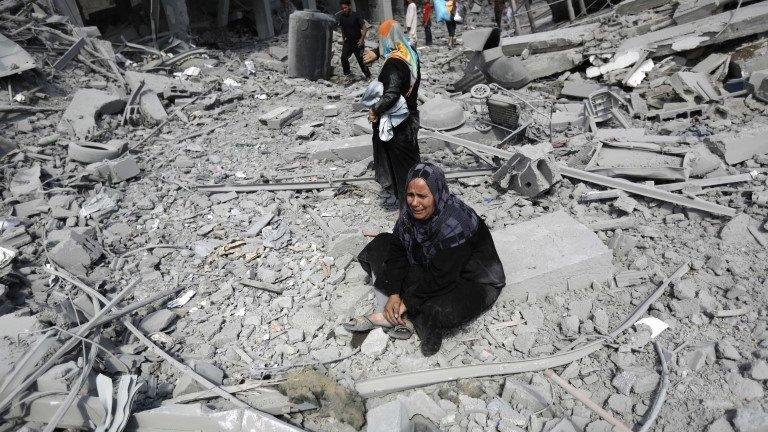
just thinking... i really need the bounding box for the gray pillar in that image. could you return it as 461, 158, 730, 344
217, 0, 231, 28
565, 0, 575, 21
391, 0, 403, 16
302, 0, 318, 10
372, 0, 392, 23
252, 0, 275, 38
160, 0, 191, 39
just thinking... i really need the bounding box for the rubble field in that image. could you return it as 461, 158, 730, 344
1, 0, 768, 431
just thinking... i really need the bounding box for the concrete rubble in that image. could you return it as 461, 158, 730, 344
2, 0, 768, 431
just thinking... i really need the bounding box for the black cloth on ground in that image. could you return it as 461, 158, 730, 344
337, 11, 365, 41
372, 57, 422, 204
357, 219, 505, 330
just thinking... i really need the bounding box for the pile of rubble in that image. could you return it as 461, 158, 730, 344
1, 0, 768, 431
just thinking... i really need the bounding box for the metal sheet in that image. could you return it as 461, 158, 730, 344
0, 33, 36, 78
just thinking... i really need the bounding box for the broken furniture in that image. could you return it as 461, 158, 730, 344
486, 94, 520, 130
492, 143, 561, 197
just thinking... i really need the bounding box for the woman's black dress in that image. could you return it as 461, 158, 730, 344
358, 218, 506, 330
371, 57, 422, 206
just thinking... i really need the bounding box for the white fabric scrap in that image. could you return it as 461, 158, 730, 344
360, 81, 410, 142
634, 317, 669, 339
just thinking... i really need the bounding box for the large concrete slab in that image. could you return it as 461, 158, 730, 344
492, 211, 613, 301
705, 123, 768, 165
617, 1, 768, 58
0, 33, 36, 78
522, 49, 584, 80
499, 23, 598, 56
302, 135, 373, 162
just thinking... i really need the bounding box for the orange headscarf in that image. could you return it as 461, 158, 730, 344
378, 20, 418, 87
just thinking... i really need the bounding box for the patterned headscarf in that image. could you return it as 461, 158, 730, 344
394, 163, 480, 265
378, 20, 419, 87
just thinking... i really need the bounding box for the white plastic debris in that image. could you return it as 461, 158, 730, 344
0, 246, 17, 268
183, 66, 201, 76
634, 317, 669, 339
13, 94, 26, 103
244, 60, 257, 75
625, 59, 654, 87
222, 78, 241, 87
167, 290, 196, 308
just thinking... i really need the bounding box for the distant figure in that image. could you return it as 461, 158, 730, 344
336, 0, 371, 82
422, 0, 433, 45
504, 2, 515, 32
492, 0, 504, 28
405, 0, 418, 46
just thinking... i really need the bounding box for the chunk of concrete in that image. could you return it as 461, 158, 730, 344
492, 211, 613, 301
361, 327, 389, 356
258, 106, 303, 129
492, 143, 561, 197
10, 164, 42, 196
615, 0, 668, 15
366, 400, 412, 432
300, 135, 372, 162
0, 33, 36, 78
85, 154, 141, 183
705, 124, 768, 165
500, 23, 598, 56
523, 49, 584, 80
734, 407, 768, 432
57, 89, 126, 139
674, 0, 735, 25
138, 309, 177, 333
746, 69, 768, 103
486, 56, 531, 90
47, 228, 103, 275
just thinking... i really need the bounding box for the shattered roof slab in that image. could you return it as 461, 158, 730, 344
0, 33, 35, 78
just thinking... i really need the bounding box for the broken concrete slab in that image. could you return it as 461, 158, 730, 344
300, 135, 372, 162
57, 89, 126, 139
492, 142, 561, 197
10, 164, 42, 196
668, 71, 720, 103
747, 69, 768, 103
124, 70, 205, 98
615, 0, 668, 15
365, 399, 411, 432
705, 123, 768, 165
674, 0, 736, 25
258, 106, 303, 129
523, 49, 584, 80
138, 309, 177, 333
616, 2, 768, 58
561, 81, 607, 99
492, 211, 613, 301
0, 33, 35, 78
499, 23, 598, 56
85, 154, 141, 183
47, 228, 103, 275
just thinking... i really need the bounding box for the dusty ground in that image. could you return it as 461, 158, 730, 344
1, 2, 768, 432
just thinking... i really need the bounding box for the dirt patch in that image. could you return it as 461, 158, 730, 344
279, 368, 366, 429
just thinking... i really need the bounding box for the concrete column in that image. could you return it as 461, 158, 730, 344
252, 0, 274, 38
391, 0, 403, 15
217, 0, 230, 28
524, 0, 536, 33
303, 0, 318, 10
577, 0, 586, 16
372, 0, 392, 23
160, 0, 190, 39
509, 0, 520, 34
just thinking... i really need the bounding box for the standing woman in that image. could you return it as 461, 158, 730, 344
422, 0, 433, 46
366, 20, 422, 207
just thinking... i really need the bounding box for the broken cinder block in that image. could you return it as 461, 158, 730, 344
47, 228, 103, 275
492, 142, 561, 197
258, 106, 303, 129
85, 154, 140, 183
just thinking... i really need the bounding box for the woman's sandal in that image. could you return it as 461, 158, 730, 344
386, 320, 414, 340
343, 315, 381, 332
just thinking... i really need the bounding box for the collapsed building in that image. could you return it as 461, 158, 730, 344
1, 0, 768, 431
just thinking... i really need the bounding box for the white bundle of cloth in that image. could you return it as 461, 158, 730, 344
360, 81, 409, 142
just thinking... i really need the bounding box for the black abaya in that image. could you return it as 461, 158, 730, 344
371, 57, 422, 206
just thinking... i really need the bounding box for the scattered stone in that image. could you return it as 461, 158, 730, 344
360, 328, 389, 356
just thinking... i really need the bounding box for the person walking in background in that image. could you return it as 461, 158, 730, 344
422, 0, 433, 45
444, 0, 457, 48
492, 0, 504, 28
336, 0, 371, 83
405, 0, 418, 46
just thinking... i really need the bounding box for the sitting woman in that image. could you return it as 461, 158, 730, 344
346, 163, 506, 356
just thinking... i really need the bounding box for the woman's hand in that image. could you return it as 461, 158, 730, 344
368, 109, 378, 124
363, 50, 378, 64
384, 294, 406, 325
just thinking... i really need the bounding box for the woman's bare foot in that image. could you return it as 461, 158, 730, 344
367, 312, 392, 327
